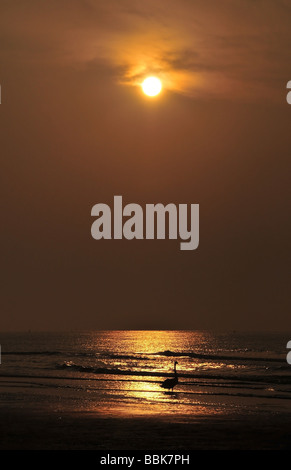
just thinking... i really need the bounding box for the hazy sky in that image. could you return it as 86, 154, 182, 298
1, 0, 290, 331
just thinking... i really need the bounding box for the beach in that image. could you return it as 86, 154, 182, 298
0, 330, 291, 450
1, 401, 291, 450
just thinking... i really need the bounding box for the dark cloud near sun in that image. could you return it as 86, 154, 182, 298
1, 0, 290, 99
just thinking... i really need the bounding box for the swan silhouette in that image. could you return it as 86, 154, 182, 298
160, 361, 178, 392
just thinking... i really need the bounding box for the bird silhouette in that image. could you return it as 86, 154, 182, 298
160, 361, 178, 392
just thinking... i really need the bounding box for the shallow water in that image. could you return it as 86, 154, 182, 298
0, 330, 291, 418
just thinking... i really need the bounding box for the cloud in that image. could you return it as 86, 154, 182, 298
1, 0, 290, 100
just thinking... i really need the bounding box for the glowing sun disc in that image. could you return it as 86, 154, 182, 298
142, 77, 162, 96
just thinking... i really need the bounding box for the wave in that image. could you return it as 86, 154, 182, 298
56, 362, 158, 375
55, 362, 291, 384
2, 349, 283, 364
1, 351, 151, 361
101, 353, 149, 361
153, 350, 284, 363
66, 352, 148, 360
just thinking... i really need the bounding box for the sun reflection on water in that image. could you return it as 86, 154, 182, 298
63, 330, 269, 419
76, 330, 228, 418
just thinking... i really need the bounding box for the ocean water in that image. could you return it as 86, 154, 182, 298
0, 330, 291, 418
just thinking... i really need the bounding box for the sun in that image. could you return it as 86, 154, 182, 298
141, 77, 162, 97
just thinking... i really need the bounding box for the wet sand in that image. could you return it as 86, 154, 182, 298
1, 374, 291, 450
0, 407, 291, 450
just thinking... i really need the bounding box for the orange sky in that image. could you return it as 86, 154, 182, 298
1, 0, 290, 331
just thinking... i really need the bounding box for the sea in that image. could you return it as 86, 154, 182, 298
0, 330, 291, 418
